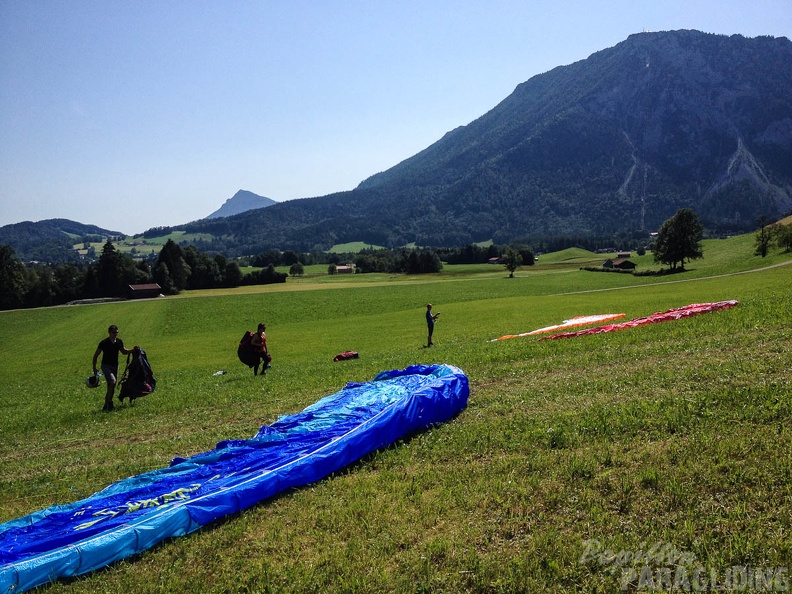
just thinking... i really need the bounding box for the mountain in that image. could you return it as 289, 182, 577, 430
0, 219, 124, 262
204, 190, 276, 219
181, 30, 792, 253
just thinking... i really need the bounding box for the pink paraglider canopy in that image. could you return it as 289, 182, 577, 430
540, 301, 739, 340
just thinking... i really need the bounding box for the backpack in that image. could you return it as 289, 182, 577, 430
118, 347, 156, 403
333, 351, 359, 362
237, 331, 258, 367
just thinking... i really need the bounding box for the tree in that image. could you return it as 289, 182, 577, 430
213, 254, 228, 273
251, 249, 281, 267
776, 224, 792, 252
52, 263, 83, 304
653, 208, 703, 271
95, 240, 146, 297
241, 264, 287, 286
153, 262, 176, 294
0, 245, 27, 310
96, 240, 137, 297
24, 265, 54, 307
282, 250, 301, 266
754, 217, 775, 258
514, 245, 535, 266
503, 248, 523, 278
81, 265, 100, 298
155, 240, 190, 292
404, 250, 443, 274
183, 245, 221, 289
289, 262, 305, 276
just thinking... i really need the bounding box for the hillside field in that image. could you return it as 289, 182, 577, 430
73, 231, 215, 259
0, 237, 790, 593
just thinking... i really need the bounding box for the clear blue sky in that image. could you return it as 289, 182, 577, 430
1, 1, 790, 235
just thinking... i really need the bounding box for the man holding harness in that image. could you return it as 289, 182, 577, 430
92, 324, 134, 412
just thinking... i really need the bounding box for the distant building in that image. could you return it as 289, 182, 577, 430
603, 258, 636, 270
335, 264, 356, 274
128, 283, 162, 299
616, 251, 632, 258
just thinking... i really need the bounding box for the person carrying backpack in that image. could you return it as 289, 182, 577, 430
251, 322, 271, 376
92, 324, 135, 412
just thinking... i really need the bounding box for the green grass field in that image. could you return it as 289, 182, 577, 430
1, 237, 790, 593
73, 231, 216, 258
327, 241, 387, 253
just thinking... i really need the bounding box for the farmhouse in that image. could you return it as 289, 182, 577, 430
127, 283, 162, 299
603, 258, 636, 270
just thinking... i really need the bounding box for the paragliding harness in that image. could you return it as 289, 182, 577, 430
333, 351, 359, 362
118, 346, 156, 403
238, 331, 271, 370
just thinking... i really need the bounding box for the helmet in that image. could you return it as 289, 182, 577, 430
86, 374, 101, 388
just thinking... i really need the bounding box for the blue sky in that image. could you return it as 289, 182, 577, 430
1, 1, 790, 235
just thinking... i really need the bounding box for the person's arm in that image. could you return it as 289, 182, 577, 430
120, 340, 134, 355
92, 347, 101, 374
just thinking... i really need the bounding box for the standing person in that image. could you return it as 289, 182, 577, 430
251, 322, 270, 376
92, 324, 134, 412
426, 303, 440, 347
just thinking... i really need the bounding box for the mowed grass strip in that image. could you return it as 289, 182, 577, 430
0, 240, 790, 593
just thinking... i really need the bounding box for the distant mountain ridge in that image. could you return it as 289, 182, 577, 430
181, 30, 792, 253
0, 219, 123, 262
5, 30, 792, 261
0, 219, 123, 238
0, 190, 275, 262
204, 190, 276, 219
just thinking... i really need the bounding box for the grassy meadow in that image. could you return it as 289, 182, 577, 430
0, 237, 790, 593
73, 231, 216, 258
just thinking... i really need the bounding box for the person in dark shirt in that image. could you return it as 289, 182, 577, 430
426, 303, 440, 347
92, 324, 134, 411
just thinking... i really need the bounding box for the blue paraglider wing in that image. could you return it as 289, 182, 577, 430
0, 364, 468, 592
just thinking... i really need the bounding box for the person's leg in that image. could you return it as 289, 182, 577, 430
103, 384, 114, 410
428, 325, 434, 347
102, 365, 117, 411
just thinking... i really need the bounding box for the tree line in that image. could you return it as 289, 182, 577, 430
0, 237, 534, 310
0, 239, 287, 311
4, 209, 787, 311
